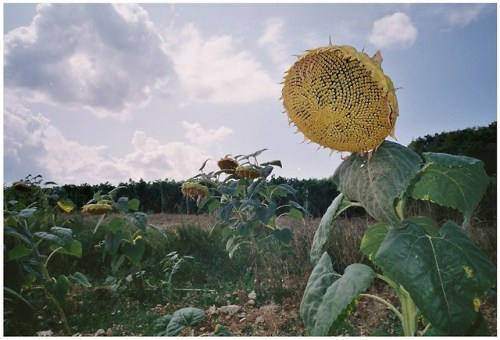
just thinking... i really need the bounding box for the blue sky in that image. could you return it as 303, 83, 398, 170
3, 3, 497, 185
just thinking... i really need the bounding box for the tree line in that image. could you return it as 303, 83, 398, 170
22, 122, 496, 218
60, 177, 340, 218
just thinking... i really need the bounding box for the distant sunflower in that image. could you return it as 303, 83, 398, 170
181, 182, 209, 198
281, 44, 398, 153
217, 156, 239, 173
82, 203, 113, 215
235, 165, 260, 179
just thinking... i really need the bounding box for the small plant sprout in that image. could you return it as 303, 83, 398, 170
282, 43, 495, 336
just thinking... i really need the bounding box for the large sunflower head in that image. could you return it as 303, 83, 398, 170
281, 44, 398, 153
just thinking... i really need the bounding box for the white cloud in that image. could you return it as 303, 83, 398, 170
258, 17, 290, 70
164, 23, 280, 104
4, 3, 170, 120
444, 4, 487, 27
122, 131, 212, 181
4, 103, 115, 184
368, 12, 417, 49
4, 103, 232, 184
182, 121, 233, 145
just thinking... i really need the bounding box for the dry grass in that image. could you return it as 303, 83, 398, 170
147, 213, 216, 230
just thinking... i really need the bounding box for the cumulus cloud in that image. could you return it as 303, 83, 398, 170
182, 121, 233, 145
368, 12, 417, 49
4, 104, 48, 181
4, 103, 115, 184
258, 17, 290, 70
4, 3, 170, 119
121, 131, 212, 181
4, 104, 232, 184
164, 23, 280, 104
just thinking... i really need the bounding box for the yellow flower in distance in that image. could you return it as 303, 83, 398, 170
181, 182, 209, 198
282, 44, 399, 153
82, 203, 113, 215
473, 298, 481, 312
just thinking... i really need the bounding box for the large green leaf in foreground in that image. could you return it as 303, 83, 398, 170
375, 220, 496, 335
300, 252, 375, 335
333, 141, 421, 225
408, 152, 490, 228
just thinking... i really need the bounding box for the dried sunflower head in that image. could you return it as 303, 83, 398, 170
217, 156, 239, 173
281, 44, 398, 153
12, 181, 36, 192
181, 182, 209, 198
82, 203, 113, 215
235, 165, 260, 179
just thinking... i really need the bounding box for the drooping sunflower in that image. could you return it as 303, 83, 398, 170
217, 156, 239, 173
281, 44, 398, 153
235, 165, 260, 179
82, 203, 113, 215
181, 182, 209, 198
